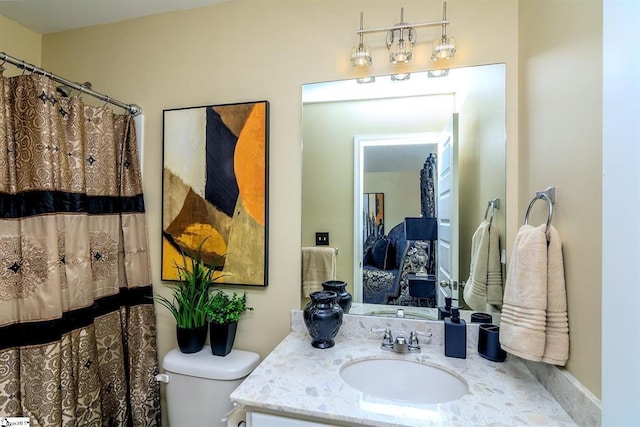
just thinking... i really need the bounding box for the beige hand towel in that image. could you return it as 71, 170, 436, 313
463, 221, 490, 311
301, 247, 336, 297
499, 224, 548, 361
542, 226, 569, 366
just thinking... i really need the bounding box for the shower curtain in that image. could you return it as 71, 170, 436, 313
0, 74, 160, 425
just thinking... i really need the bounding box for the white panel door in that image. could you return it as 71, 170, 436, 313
437, 114, 459, 306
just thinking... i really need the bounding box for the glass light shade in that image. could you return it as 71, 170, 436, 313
431, 35, 456, 61
351, 44, 372, 67
390, 39, 412, 64
386, 25, 416, 64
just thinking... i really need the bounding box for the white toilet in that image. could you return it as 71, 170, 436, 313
159, 347, 260, 426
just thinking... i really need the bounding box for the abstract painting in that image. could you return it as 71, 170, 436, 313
162, 101, 269, 286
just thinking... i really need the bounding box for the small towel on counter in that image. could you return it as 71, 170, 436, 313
463, 220, 503, 311
499, 224, 569, 366
301, 246, 336, 297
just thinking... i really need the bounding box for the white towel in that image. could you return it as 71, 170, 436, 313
499, 224, 569, 366
301, 247, 336, 297
463, 221, 490, 311
463, 221, 503, 311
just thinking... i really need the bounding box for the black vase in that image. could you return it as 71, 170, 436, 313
321, 280, 352, 314
303, 290, 343, 349
176, 325, 207, 354
209, 321, 238, 357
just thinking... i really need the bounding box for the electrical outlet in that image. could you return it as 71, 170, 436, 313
316, 232, 329, 246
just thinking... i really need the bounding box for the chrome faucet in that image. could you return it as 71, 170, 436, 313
392, 335, 409, 353
371, 328, 432, 354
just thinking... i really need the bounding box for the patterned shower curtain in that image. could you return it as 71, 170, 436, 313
0, 74, 160, 426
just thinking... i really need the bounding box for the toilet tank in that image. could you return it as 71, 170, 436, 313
162, 347, 260, 427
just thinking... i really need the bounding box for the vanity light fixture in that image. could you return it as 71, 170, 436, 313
350, 12, 373, 67
387, 8, 416, 64
351, 2, 455, 68
431, 2, 456, 61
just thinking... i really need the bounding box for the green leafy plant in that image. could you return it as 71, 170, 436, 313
154, 238, 221, 329
206, 290, 253, 325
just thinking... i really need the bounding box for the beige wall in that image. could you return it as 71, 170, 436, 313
365, 171, 423, 234
0, 14, 41, 75
518, 0, 602, 397
3, 0, 602, 403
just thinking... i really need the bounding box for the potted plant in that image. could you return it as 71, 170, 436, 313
154, 238, 220, 353
206, 290, 253, 356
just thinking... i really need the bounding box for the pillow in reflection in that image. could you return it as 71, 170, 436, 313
371, 237, 396, 270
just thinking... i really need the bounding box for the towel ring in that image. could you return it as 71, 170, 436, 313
483, 198, 500, 227
524, 193, 553, 233
484, 203, 495, 226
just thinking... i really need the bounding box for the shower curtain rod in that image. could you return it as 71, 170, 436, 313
0, 51, 141, 116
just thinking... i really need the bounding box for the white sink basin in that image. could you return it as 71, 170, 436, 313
340, 358, 468, 404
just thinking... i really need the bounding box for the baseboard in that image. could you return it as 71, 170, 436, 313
521, 359, 601, 426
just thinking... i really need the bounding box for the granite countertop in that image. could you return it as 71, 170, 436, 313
230, 311, 575, 427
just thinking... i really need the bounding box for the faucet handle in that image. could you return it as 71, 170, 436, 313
371, 328, 394, 349
408, 330, 432, 352
413, 330, 433, 338
408, 331, 420, 352
381, 329, 394, 348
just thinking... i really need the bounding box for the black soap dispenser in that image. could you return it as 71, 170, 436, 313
438, 297, 453, 320
444, 307, 467, 359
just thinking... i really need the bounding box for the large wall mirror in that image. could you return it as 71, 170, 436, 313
302, 63, 506, 319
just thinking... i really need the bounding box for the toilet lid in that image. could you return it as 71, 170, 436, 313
163, 348, 261, 380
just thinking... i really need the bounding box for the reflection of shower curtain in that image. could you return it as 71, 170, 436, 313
420, 153, 437, 274
0, 74, 160, 425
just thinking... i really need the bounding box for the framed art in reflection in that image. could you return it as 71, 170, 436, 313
363, 192, 384, 241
